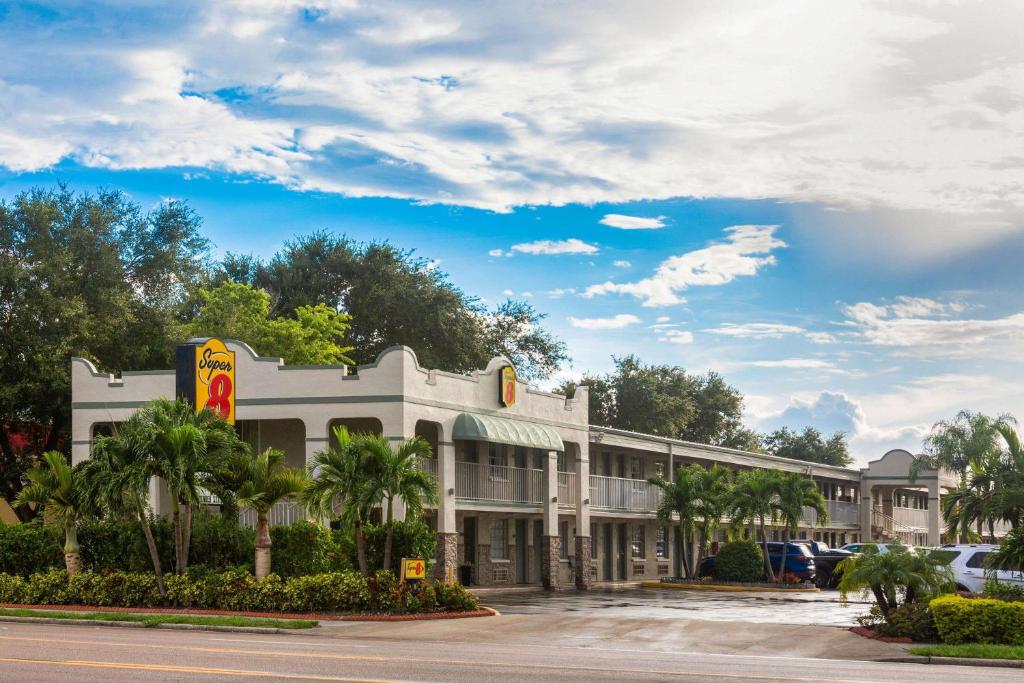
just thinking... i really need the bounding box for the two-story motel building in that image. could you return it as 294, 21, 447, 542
72, 340, 972, 589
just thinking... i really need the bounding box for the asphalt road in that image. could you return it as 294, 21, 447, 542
0, 621, 1017, 682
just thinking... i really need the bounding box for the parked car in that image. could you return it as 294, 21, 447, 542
927, 544, 1024, 594
788, 540, 852, 588
699, 542, 816, 581
839, 542, 916, 555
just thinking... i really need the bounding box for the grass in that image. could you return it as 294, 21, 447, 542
910, 643, 1024, 660
0, 607, 317, 629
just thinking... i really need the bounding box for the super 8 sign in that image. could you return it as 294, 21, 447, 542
402, 558, 426, 581
176, 338, 236, 424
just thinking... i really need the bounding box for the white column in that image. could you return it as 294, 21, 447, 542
928, 480, 941, 546
437, 441, 457, 534
544, 450, 558, 536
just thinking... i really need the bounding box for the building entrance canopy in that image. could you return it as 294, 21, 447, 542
453, 413, 563, 452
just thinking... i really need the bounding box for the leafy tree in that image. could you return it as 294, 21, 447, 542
912, 410, 1006, 483
691, 464, 735, 568
774, 472, 828, 581
762, 427, 852, 467
220, 233, 566, 381
0, 187, 208, 513
356, 434, 437, 572
837, 542, 953, 617
189, 281, 354, 365
729, 469, 782, 581
233, 447, 309, 579
13, 451, 85, 576
988, 527, 1024, 574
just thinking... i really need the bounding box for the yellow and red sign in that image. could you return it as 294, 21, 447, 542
499, 365, 517, 408
402, 557, 426, 581
194, 338, 235, 423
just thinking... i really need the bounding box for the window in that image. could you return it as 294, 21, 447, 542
488, 443, 508, 479
966, 551, 990, 569
654, 461, 666, 478
632, 525, 646, 559
559, 520, 570, 559
557, 451, 567, 473
631, 456, 644, 480
656, 527, 668, 559
490, 519, 508, 560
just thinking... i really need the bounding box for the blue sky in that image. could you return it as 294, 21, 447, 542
2, 1, 1023, 465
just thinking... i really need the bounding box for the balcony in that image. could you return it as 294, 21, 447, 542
239, 499, 304, 529
455, 461, 544, 505
892, 506, 930, 530
589, 475, 661, 513
801, 500, 860, 527
558, 471, 577, 508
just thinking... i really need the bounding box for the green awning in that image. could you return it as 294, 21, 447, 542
453, 413, 563, 452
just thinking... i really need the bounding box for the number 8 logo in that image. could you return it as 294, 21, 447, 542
205, 374, 232, 419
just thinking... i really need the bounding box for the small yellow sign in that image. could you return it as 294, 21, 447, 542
402, 557, 427, 581
194, 338, 236, 424
499, 365, 517, 408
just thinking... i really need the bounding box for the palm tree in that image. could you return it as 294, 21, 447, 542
356, 434, 437, 572
14, 451, 85, 576
991, 421, 1024, 531
836, 542, 953, 617
774, 472, 828, 582
691, 464, 734, 570
730, 468, 782, 581
304, 426, 379, 576
80, 417, 168, 594
233, 448, 309, 579
649, 465, 702, 578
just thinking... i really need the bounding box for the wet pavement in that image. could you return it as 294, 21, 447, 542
482, 586, 873, 627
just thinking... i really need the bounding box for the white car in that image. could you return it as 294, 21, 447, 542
929, 544, 1024, 594
840, 543, 914, 555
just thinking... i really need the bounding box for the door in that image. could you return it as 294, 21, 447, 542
515, 519, 528, 583
962, 550, 990, 593
533, 519, 543, 582
464, 517, 477, 569
617, 524, 628, 580
603, 523, 613, 580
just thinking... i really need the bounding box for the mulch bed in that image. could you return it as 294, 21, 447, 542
849, 625, 913, 644
0, 603, 493, 622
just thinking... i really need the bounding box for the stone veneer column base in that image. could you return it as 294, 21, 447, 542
541, 535, 561, 590
574, 535, 593, 590
432, 532, 459, 584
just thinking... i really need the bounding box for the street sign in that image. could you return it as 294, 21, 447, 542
402, 557, 426, 581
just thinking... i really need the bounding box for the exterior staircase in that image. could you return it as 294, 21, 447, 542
871, 506, 917, 544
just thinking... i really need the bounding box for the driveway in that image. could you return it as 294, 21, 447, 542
479, 586, 873, 627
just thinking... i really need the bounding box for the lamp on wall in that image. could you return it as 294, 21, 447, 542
583, 498, 590, 505
448, 488, 455, 495
551, 496, 558, 503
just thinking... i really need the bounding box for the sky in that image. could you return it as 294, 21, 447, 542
1, 0, 1023, 466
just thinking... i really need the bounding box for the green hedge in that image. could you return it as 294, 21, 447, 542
714, 540, 765, 582
0, 568, 479, 615
271, 521, 350, 577
930, 595, 1024, 645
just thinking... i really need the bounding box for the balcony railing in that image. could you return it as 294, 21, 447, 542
558, 471, 577, 507
801, 500, 860, 527
419, 458, 438, 480
589, 475, 661, 512
892, 506, 930, 530
239, 499, 304, 529
455, 461, 544, 504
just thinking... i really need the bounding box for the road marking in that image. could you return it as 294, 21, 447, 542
209, 637, 370, 648
0, 656, 398, 681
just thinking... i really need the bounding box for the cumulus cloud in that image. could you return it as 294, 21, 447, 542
583, 225, 785, 306
599, 214, 666, 230
745, 359, 836, 369
3, 0, 1024, 238
704, 322, 836, 344
612, 260, 632, 268
658, 329, 694, 345
509, 238, 599, 256
546, 287, 576, 299
568, 314, 641, 330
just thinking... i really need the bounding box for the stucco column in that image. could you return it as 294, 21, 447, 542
927, 480, 942, 546
860, 480, 873, 542
303, 418, 330, 467
574, 442, 593, 590
542, 450, 561, 590
433, 439, 458, 583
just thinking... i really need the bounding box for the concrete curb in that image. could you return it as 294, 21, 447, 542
641, 581, 820, 593
0, 615, 307, 634
875, 655, 1024, 668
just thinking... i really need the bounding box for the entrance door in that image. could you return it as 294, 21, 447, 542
533, 520, 543, 582
464, 516, 477, 574
617, 524, 628, 580
515, 519, 528, 583
602, 523, 613, 580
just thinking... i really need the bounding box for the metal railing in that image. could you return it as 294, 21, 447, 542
455, 461, 544, 504
801, 500, 860, 526
418, 458, 438, 480
239, 499, 305, 529
589, 475, 661, 512
558, 471, 577, 507
892, 506, 930, 530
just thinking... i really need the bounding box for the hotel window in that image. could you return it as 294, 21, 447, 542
488, 444, 508, 480
654, 461, 666, 479
490, 519, 508, 560
557, 451, 567, 472
656, 527, 668, 559
631, 456, 644, 480
559, 520, 570, 559
632, 525, 646, 559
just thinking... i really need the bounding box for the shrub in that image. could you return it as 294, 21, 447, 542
271, 521, 346, 577
877, 602, 939, 642
930, 595, 1024, 645
0, 573, 26, 603
983, 579, 1024, 601
362, 519, 437, 574
188, 515, 254, 571
714, 540, 765, 582
0, 522, 62, 576
434, 582, 480, 611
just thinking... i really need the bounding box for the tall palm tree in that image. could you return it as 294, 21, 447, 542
690, 464, 734, 570
836, 542, 953, 616
80, 416, 168, 594
233, 448, 309, 579
730, 468, 782, 581
14, 451, 85, 576
649, 465, 702, 578
356, 434, 437, 571
774, 472, 828, 582
304, 426, 379, 576
992, 421, 1024, 531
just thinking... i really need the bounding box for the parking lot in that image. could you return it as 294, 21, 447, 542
482, 586, 873, 627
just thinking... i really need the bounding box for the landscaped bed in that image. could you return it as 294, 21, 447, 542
0, 607, 318, 629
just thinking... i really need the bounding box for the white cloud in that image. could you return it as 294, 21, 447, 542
704, 321, 836, 344
746, 359, 835, 369
656, 316, 671, 323
658, 329, 694, 345
584, 225, 785, 306
599, 214, 666, 230
546, 287, 577, 299
488, 248, 504, 257
568, 313, 641, 330
501, 289, 515, 296
612, 260, 632, 268
509, 238, 599, 256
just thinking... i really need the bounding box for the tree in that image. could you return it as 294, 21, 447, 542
304, 426, 379, 576
220, 233, 567, 381
774, 472, 828, 582
233, 448, 309, 579
189, 281, 355, 366
836, 543, 953, 617
649, 465, 702, 578
991, 421, 1024, 532
730, 469, 782, 581
912, 410, 1006, 483
14, 451, 85, 576
762, 427, 852, 467
691, 464, 735, 568
356, 434, 438, 572
0, 187, 208, 514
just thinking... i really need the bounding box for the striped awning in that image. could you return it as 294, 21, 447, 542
453, 413, 563, 452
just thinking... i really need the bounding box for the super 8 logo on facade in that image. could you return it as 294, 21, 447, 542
176, 338, 236, 425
